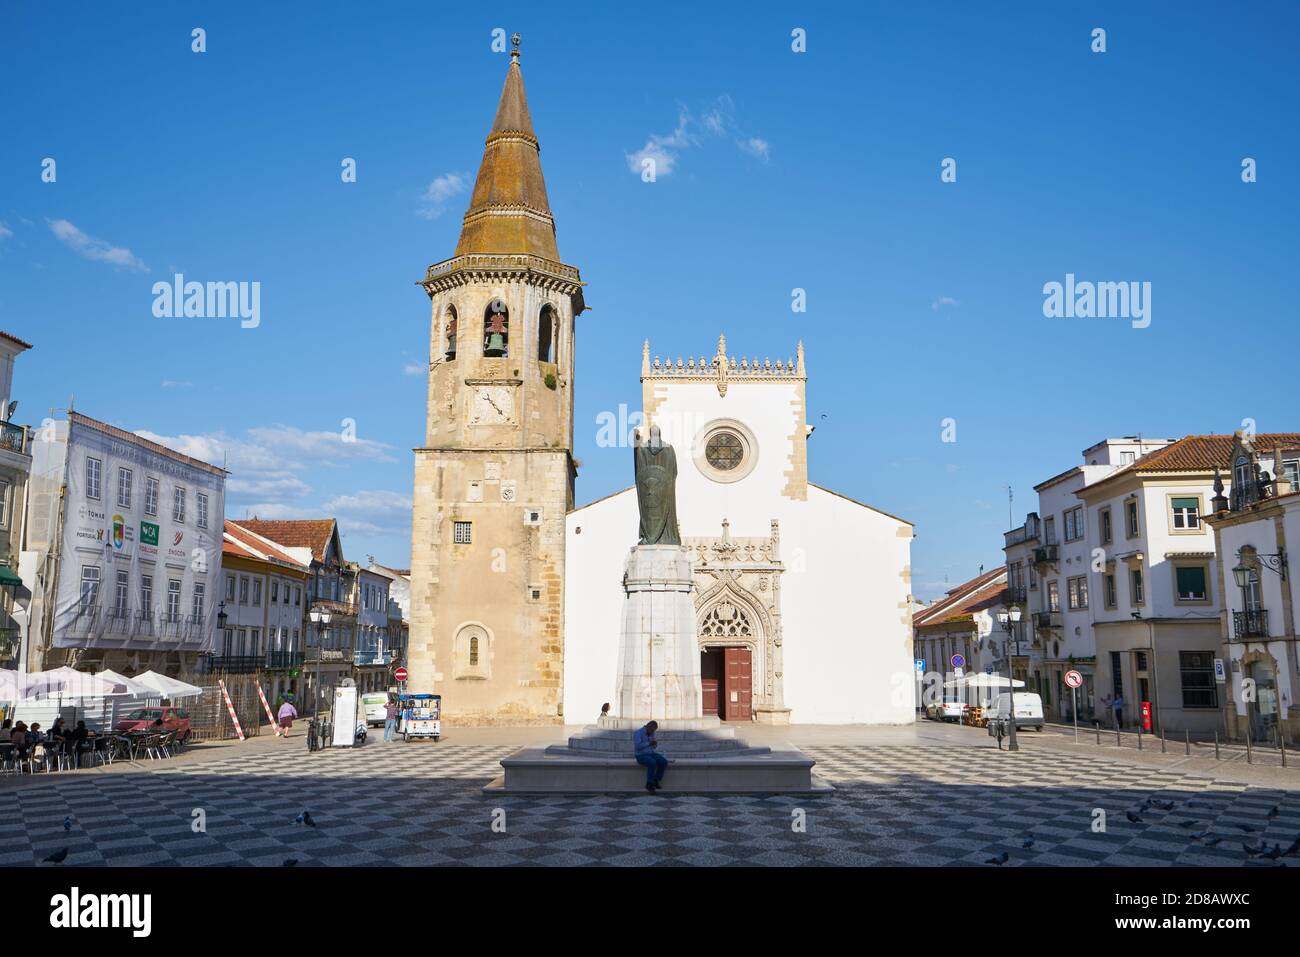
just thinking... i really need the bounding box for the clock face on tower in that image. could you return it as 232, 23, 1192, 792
470, 385, 514, 426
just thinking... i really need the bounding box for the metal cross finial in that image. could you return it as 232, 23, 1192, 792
511, 33, 521, 58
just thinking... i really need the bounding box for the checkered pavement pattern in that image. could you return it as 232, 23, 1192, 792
2, 741, 1297, 866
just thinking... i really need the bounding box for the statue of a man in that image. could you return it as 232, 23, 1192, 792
634, 425, 681, 546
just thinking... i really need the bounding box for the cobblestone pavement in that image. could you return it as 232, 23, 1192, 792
4, 729, 1300, 866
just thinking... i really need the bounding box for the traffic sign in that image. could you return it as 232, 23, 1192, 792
915, 658, 926, 673
1214, 658, 1226, 684
394, 666, 409, 683
1064, 669, 1083, 689
950, 654, 966, 670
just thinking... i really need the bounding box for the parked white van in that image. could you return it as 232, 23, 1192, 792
361, 692, 392, 727
986, 692, 1045, 731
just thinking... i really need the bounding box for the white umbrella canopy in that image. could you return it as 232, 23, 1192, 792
21, 666, 127, 700
943, 673, 1026, 689
132, 671, 203, 700
94, 669, 158, 696
0, 669, 31, 701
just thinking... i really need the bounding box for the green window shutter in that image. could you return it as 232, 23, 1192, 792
1176, 566, 1206, 595
1172, 497, 1198, 510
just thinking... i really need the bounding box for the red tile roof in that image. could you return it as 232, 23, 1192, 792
68, 411, 227, 477
1084, 433, 1300, 493
237, 519, 338, 563
0, 331, 33, 351
914, 566, 1008, 628
223, 520, 311, 571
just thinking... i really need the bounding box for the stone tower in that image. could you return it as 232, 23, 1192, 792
407, 36, 584, 724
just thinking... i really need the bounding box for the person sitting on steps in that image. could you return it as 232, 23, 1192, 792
633, 720, 669, 793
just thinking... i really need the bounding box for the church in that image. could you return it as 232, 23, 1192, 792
407, 38, 916, 725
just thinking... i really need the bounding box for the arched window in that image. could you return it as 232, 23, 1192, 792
699, 601, 754, 639
537, 304, 555, 363
443, 305, 458, 361
469, 635, 479, 666
484, 299, 508, 357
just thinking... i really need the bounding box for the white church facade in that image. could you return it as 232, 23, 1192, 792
408, 39, 916, 726
564, 338, 916, 725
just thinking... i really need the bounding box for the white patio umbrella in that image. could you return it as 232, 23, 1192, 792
0, 669, 31, 702
21, 666, 127, 700
132, 671, 203, 700
943, 673, 1026, 689
94, 669, 158, 696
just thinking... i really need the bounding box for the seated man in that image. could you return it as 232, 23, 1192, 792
632, 720, 668, 793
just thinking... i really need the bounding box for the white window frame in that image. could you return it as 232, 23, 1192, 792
144, 476, 159, 516
172, 486, 186, 524
86, 457, 102, 501
196, 492, 209, 529
167, 579, 182, 622
117, 467, 133, 509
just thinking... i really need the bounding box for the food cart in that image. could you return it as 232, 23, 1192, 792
398, 693, 441, 742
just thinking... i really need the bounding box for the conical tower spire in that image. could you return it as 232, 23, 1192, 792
454, 34, 560, 261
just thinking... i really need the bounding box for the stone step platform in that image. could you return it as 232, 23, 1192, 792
558, 725, 756, 756
486, 747, 833, 794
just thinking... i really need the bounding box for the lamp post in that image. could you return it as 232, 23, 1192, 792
996, 605, 1023, 752
215, 602, 227, 668
308, 608, 332, 722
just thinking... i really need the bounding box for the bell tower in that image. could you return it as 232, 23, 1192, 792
408, 35, 584, 724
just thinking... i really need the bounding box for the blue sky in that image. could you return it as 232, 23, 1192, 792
2, 1, 1297, 596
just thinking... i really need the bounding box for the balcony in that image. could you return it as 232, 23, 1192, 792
354, 649, 395, 666
266, 651, 304, 670
0, 421, 28, 456
1006, 585, 1027, 604
1232, 609, 1270, 640
209, 655, 262, 674
1034, 611, 1061, 630
306, 647, 347, 663
1032, 544, 1059, 566
0, 626, 18, 661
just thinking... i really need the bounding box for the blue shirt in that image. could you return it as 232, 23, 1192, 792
632, 727, 655, 756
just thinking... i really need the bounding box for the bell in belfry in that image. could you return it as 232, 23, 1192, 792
484, 332, 506, 356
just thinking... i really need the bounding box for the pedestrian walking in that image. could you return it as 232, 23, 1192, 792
384, 696, 399, 742
277, 699, 298, 738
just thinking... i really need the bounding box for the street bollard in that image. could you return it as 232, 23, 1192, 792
1279, 727, 1288, 769
1246, 732, 1253, 765
1160, 728, 1166, 754
1115, 723, 1122, 746
1095, 721, 1101, 746
1138, 723, 1143, 751
1185, 729, 1190, 757
1214, 729, 1220, 760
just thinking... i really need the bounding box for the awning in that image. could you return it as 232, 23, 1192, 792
0, 564, 22, 589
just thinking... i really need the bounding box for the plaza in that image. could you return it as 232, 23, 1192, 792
3, 722, 1297, 867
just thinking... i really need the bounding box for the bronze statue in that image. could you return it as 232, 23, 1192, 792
634, 425, 681, 546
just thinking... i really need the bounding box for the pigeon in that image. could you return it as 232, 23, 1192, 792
43, 847, 68, 864
1283, 836, 1300, 856
1244, 840, 1267, 856
1268, 805, 1280, 820
1126, 811, 1144, 825
1263, 844, 1283, 860
296, 811, 316, 828
1139, 798, 1153, 812
62, 816, 73, 832
985, 852, 1009, 865
1152, 799, 1176, 811
1022, 835, 1035, 849
283, 859, 299, 867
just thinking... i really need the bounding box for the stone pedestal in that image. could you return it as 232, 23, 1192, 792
614, 544, 703, 722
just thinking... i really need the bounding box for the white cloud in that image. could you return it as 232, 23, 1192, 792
932, 296, 960, 311
46, 218, 147, 271
160, 379, 193, 389
226, 472, 314, 499
402, 361, 424, 376
417, 172, 468, 219
739, 137, 770, 161
0, 221, 12, 239
626, 96, 769, 178
324, 489, 412, 516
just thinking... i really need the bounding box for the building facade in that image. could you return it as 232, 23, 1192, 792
912, 567, 1008, 708
216, 520, 311, 706
352, 563, 393, 693
408, 40, 583, 724
19, 412, 226, 674
1204, 433, 1300, 743
0, 331, 33, 671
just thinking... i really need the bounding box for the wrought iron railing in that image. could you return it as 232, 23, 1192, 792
209, 655, 263, 674
0, 421, 27, 455
1232, 609, 1270, 640
1034, 611, 1061, 629
1006, 585, 1027, 604
266, 651, 304, 669
1033, 544, 1059, 565
354, 649, 395, 666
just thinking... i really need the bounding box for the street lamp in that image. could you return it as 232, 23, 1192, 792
308, 608, 332, 722
215, 602, 227, 666
996, 605, 1023, 752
